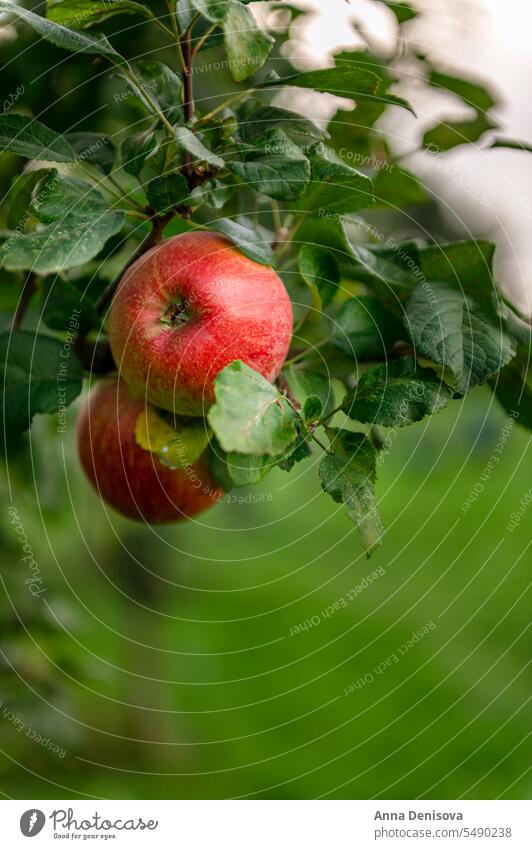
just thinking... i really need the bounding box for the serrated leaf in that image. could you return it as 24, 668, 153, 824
146, 173, 189, 212
319, 428, 383, 556
381, 1, 418, 23
189, 178, 234, 210
66, 132, 115, 174
417, 240, 498, 318
226, 452, 275, 486
0, 171, 124, 273
7, 169, 50, 229
373, 166, 427, 208
175, 125, 224, 169
46, 0, 154, 28
333, 296, 404, 359
423, 113, 496, 152
489, 349, 532, 431
41, 276, 99, 334
489, 138, 532, 153
189, 0, 227, 21
298, 144, 374, 215
229, 128, 310, 201
0, 114, 75, 162
208, 360, 298, 456
176, 0, 196, 30
239, 106, 329, 144
130, 60, 183, 124
224, 2, 273, 82
405, 281, 516, 395
135, 405, 210, 469
283, 366, 334, 420
298, 244, 340, 313
259, 65, 415, 114
0, 0, 120, 57
428, 69, 497, 113
343, 356, 452, 426
207, 218, 275, 266
0, 330, 82, 437
120, 129, 157, 177
30, 170, 112, 222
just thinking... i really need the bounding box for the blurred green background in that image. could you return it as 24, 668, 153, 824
1, 390, 530, 799
1, 1, 531, 800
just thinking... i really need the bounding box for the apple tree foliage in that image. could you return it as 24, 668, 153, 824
1, 0, 531, 556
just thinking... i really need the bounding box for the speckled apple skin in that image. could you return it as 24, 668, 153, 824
108, 231, 293, 416
77, 378, 223, 523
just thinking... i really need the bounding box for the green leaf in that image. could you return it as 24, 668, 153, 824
225, 452, 275, 486
319, 428, 383, 556
277, 430, 312, 471
228, 128, 310, 200
134, 406, 210, 469
0, 171, 125, 273
297, 144, 374, 215
343, 356, 452, 426
190, 0, 272, 81
120, 129, 157, 177
146, 173, 190, 212
373, 166, 427, 208
190, 178, 234, 210
381, 1, 418, 23
239, 106, 329, 144
489, 138, 532, 153
223, 2, 273, 82
46, 0, 154, 28
189, 0, 227, 21
298, 244, 340, 313
489, 349, 532, 431
66, 131, 115, 174
132, 60, 183, 124
283, 366, 334, 421
207, 218, 275, 266
333, 296, 404, 359
423, 113, 496, 152
41, 276, 99, 334
417, 240, 498, 318
259, 66, 416, 114
208, 360, 298, 456
0, 0, 120, 57
29, 170, 111, 223
7, 168, 50, 229
405, 281, 516, 395
428, 69, 497, 112
0, 330, 82, 437
175, 125, 224, 169
0, 114, 75, 162
176, 0, 196, 30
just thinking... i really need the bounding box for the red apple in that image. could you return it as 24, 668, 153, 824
77, 378, 223, 523
108, 231, 293, 416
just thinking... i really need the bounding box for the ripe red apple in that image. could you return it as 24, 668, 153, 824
77, 378, 223, 523
108, 231, 293, 416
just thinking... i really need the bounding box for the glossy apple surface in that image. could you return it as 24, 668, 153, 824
108, 231, 293, 415
77, 378, 222, 523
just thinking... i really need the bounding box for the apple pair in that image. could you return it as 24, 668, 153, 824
77, 232, 293, 523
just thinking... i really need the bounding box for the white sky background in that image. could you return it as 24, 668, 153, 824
266, 0, 532, 314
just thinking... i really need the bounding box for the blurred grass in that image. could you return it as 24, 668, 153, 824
1, 386, 530, 799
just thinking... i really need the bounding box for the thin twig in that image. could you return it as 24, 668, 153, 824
95, 213, 174, 318
10, 273, 37, 331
